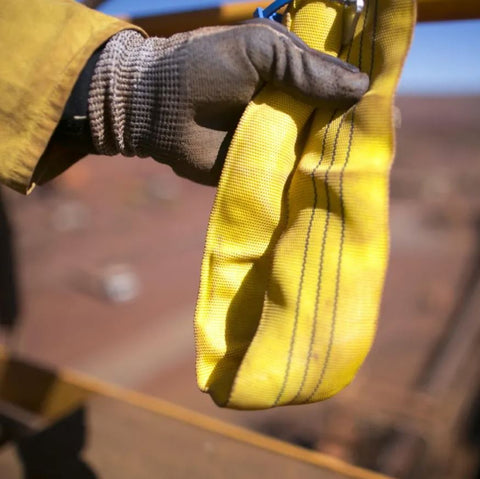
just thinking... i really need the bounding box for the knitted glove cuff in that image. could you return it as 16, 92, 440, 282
88, 29, 188, 159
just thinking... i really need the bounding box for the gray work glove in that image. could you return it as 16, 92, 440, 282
88, 20, 369, 186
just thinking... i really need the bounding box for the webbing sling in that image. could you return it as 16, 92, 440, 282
195, 0, 415, 409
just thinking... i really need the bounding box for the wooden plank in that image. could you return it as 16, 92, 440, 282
0, 351, 393, 479
84, 396, 362, 479
0, 394, 380, 479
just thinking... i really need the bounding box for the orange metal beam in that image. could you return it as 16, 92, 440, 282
133, 0, 480, 37
417, 0, 480, 22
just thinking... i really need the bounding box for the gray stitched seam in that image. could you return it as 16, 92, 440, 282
271, 116, 333, 407
306, 0, 379, 402
286, 5, 366, 405
306, 107, 356, 402
272, 12, 363, 408
294, 1, 370, 404
273, 108, 346, 407
290, 18, 365, 404
288, 113, 338, 405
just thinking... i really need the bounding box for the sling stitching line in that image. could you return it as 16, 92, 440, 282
307, 106, 356, 402
290, 47, 362, 405
289, 1, 369, 405
307, 0, 379, 402
369, 0, 378, 78
273, 3, 366, 407
274, 110, 346, 406
288, 111, 337, 404
273, 111, 336, 407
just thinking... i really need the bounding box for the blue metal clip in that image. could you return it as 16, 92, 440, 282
253, 0, 292, 23
254, 0, 365, 45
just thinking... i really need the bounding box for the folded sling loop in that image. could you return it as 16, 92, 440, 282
195, 0, 416, 409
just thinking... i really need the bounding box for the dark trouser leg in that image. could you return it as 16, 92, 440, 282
0, 188, 19, 329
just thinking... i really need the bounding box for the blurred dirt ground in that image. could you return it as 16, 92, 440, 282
1, 96, 479, 476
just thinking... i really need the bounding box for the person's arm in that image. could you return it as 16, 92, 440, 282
0, 1, 368, 193
0, 0, 144, 194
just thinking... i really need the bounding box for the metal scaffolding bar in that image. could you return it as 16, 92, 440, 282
132, 0, 480, 38
417, 0, 480, 22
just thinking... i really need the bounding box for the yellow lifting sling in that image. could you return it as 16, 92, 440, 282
195, 0, 415, 409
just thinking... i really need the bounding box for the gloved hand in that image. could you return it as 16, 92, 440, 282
88, 20, 369, 185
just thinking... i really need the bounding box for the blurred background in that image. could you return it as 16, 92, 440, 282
0, 2, 479, 478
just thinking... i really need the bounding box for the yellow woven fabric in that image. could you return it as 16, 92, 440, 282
195, 0, 415, 409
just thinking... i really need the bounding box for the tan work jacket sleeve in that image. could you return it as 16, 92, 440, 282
0, 0, 145, 194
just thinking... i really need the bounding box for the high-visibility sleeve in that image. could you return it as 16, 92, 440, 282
0, 0, 145, 194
